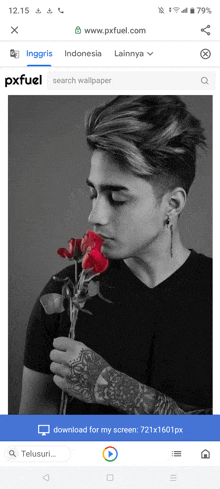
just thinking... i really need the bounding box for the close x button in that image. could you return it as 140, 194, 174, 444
11, 26, 18, 34
200, 48, 211, 59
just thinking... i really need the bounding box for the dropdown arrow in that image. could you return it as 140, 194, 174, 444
147, 52, 154, 55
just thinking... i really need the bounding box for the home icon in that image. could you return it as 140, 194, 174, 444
201, 449, 210, 459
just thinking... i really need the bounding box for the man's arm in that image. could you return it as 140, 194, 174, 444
95, 366, 212, 415
50, 338, 212, 415
19, 367, 61, 414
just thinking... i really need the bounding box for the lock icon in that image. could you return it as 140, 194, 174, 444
75, 26, 81, 34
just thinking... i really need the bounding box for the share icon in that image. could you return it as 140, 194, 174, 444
201, 25, 211, 36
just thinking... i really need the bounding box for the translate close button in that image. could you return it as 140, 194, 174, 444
200, 48, 211, 59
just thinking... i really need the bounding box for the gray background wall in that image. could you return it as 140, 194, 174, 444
8, 95, 212, 414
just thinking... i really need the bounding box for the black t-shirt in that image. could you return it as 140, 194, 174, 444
24, 250, 212, 414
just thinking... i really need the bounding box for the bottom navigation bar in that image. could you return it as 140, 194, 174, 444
0, 466, 220, 489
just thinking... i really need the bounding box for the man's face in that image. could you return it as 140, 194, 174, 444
87, 150, 168, 259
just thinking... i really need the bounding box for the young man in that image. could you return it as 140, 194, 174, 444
19, 96, 212, 414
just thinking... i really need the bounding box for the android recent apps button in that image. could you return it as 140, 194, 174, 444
103, 446, 118, 462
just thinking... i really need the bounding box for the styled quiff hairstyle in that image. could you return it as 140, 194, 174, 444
86, 96, 206, 199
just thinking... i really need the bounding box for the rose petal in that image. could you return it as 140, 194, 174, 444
82, 248, 109, 274
75, 238, 82, 252
67, 238, 76, 256
81, 230, 103, 254
57, 248, 74, 259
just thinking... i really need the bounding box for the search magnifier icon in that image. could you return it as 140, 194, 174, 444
5, 447, 19, 460
201, 76, 209, 84
9, 450, 16, 457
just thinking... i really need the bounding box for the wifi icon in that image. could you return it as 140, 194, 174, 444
173, 7, 180, 13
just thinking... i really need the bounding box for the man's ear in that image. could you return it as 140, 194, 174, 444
167, 187, 187, 218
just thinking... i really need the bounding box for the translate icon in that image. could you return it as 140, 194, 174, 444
38, 425, 50, 436
10, 49, 19, 58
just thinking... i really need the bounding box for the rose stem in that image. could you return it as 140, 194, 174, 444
59, 260, 79, 415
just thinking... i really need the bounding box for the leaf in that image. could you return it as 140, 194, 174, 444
40, 293, 65, 315
88, 280, 99, 297
81, 308, 93, 316
98, 291, 113, 304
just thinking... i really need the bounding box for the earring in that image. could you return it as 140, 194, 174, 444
165, 216, 173, 258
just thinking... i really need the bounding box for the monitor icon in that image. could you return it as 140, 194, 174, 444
38, 425, 50, 436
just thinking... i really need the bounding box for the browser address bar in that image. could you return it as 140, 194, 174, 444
47, 71, 216, 90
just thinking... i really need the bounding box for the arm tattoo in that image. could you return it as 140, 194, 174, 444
153, 392, 212, 415
65, 348, 109, 403
153, 392, 185, 414
95, 367, 212, 415
95, 366, 155, 414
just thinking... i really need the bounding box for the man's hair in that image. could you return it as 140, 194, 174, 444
86, 96, 206, 199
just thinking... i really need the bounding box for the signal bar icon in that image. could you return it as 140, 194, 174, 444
181, 8, 188, 13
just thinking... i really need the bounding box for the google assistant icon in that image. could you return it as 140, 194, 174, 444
103, 446, 118, 462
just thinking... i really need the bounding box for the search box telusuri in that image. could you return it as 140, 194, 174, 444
5, 446, 70, 462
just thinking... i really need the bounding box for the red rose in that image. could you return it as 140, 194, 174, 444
81, 230, 103, 254
82, 248, 109, 274
57, 238, 82, 260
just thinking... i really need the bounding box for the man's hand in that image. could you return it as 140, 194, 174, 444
50, 337, 109, 404
50, 337, 155, 412
50, 337, 212, 414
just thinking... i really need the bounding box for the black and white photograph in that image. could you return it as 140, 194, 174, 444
9, 95, 212, 415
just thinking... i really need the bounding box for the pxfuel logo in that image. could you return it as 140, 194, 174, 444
5, 74, 42, 87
